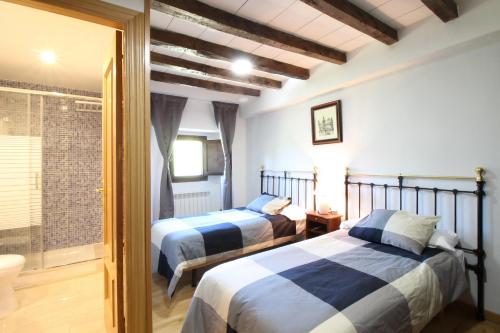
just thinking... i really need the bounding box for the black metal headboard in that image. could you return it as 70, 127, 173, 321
344, 167, 486, 320
260, 167, 317, 211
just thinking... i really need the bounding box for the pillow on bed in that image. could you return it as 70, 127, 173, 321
246, 194, 291, 215
280, 204, 306, 221
428, 229, 460, 252
348, 209, 439, 255
339, 217, 363, 229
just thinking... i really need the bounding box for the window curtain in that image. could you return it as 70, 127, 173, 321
213, 101, 238, 210
151, 93, 187, 219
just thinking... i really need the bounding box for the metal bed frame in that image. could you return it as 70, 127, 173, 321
344, 167, 486, 320
260, 167, 318, 211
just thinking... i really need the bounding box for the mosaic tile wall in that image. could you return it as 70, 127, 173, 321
43, 96, 103, 250
0, 79, 102, 253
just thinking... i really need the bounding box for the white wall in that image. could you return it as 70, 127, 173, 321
178, 99, 218, 133
151, 97, 247, 220
245, 30, 500, 314
102, 0, 144, 12
241, 0, 500, 117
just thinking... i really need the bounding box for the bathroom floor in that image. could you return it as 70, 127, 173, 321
0, 260, 104, 333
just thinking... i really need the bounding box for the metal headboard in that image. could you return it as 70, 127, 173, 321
345, 167, 486, 320
260, 167, 318, 211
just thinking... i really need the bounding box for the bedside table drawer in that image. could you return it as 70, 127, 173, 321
305, 212, 342, 239
308, 214, 328, 224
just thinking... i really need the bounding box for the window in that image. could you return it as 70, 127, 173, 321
170, 136, 207, 182
206, 140, 224, 176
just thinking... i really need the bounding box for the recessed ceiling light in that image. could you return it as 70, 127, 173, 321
231, 58, 253, 76
40, 51, 57, 65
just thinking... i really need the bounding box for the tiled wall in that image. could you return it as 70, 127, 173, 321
42, 96, 102, 250
0, 79, 102, 253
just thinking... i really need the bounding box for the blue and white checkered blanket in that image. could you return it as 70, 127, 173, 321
151, 208, 304, 298
182, 229, 467, 333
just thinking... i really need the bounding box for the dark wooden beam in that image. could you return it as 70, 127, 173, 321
153, 0, 347, 64
150, 28, 310, 80
150, 52, 282, 89
151, 71, 261, 96
299, 0, 398, 45
421, 0, 458, 22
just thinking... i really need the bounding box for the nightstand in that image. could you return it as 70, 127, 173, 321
306, 211, 342, 239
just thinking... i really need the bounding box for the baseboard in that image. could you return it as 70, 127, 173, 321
15, 259, 102, 290
43, 243, 104, 268
486, 309, 500, 324
456, 301, 500, 324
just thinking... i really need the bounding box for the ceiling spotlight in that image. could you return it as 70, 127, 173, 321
40, 51, 57, 65
231, 58, 253, 76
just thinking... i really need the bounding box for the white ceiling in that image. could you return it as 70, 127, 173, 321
0, 1, 116, 92
150, 0, 435, 99
151, 0, 434, 69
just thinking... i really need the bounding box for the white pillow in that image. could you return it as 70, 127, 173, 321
280, 205, 306, 221
427, 229, 460, 252
340, 217, 362, 229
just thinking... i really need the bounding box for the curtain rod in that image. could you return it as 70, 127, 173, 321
150, 89, 244, 104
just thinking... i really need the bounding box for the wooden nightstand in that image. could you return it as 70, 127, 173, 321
306, 211, 342, 239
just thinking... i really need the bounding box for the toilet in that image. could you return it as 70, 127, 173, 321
0, 255, 25, 317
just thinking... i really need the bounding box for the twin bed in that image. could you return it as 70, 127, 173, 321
152, 168, 486, 333
183, 229, 467, 332
151, 170, 317, 297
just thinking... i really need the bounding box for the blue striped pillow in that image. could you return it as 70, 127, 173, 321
348, 209, 439, 255
247, 194, 290, 215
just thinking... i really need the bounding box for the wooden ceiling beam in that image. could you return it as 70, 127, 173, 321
421, 0, 458, 22
150, 52, 282, 89
150, 28, 310, 80
152, 0, 346, 64
299, 0, 398, 45
151, 71, 261, 96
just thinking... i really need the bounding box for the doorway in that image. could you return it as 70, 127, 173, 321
0, 0, 150, 332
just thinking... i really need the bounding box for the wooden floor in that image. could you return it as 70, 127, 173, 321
2, 261, 498, 333
152, 272, 500, 333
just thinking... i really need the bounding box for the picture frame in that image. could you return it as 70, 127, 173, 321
310, 100, 343, 145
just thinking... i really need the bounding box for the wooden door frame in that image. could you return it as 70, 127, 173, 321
5, 1, 152, 332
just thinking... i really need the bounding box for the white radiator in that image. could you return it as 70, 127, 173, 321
174, 191, 216, 217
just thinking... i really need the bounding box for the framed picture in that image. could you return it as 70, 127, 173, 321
310, 100, 342, 145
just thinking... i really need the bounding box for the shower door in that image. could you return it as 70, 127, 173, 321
0, 91, 43, 270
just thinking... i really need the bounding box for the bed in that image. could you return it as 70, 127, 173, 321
181, 167, 486, 332
151, 169, 317, 298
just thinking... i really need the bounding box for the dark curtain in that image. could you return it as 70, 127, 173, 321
151, 93, 187, 219
213, 101, 238, 210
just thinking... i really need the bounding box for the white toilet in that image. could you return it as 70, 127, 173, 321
0, 255, 25, 317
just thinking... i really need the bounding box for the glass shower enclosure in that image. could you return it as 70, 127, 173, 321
0, 90, 42, 270
0, 85, 103, 271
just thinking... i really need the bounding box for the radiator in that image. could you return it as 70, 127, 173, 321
173, 191, 214, 217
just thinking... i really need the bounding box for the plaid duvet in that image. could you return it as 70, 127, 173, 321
151, 208, 303, 298
182, 230, 467, 333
